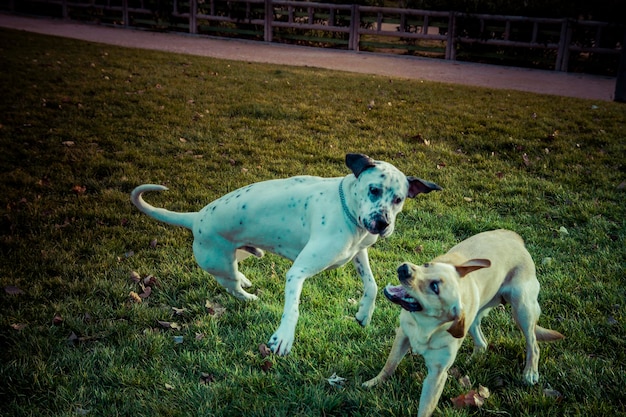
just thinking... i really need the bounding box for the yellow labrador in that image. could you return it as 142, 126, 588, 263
363, 229, 564, 417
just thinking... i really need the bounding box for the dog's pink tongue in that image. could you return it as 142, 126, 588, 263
384, 284, 407, 299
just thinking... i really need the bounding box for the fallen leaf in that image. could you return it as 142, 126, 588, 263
259, 344, 271, 358
459, 375, 472, 389
261, 360, 273, 372
4, 285, 25, 295
172, 307, 186, 315
543, 388, 563, 401
158, 320, 180, 330
71, 185, 87, 195
451, 384, 490, 410
129, 291, 142, 303
522, 153, 531, 167
62, 141, 75, 147
205, 300, 226, 317
143, 275, 159, 287
558, 226, 569, 235
327, 373, 347, 388
129, 271, 141, 283
139, 286, 152, 299
52, 313, 63, 325
75, 407, 90, 415
11, 323, 27, 331
165, 383, 174, 390
200, 372, 215, 384
150, 238, 158, 248
195, 332, 205, 340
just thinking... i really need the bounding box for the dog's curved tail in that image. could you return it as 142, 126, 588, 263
535, 325, 565, 342
131, 184, 196, 230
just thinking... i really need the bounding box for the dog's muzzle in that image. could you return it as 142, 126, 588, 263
383, 284, 423, 312
364, 213, 391, 236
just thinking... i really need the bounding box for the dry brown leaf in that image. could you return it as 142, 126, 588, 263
200, 372, 215, 384
259, 344, 271, 358
458, 375, 472, 389
129, 291, 142, 303
71, 185, 87, 195
451, 385, 490, 410
138, 286, 152, 299
172, 307, 186, 315
205, 300, 226, 317
261, 360, 273, 372
11, 323, 27, 331
52, 313, 63, 325
4, 285, 25, 295
129, 271, 141, 283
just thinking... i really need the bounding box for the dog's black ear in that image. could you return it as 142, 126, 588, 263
407, 177, 442, 198
346, 153, 376, 178
455, 259, 491, 278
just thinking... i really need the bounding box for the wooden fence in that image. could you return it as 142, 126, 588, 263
4, 0, 624, 73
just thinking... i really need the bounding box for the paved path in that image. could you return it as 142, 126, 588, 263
0, 12, 617, 101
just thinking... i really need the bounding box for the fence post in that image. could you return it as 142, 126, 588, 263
188, 0, 197, 34
264, 0, 273, 42
349, 4, 360, 51
446, 11, 456, 60
122, 0, 129, 27
614, 30, 626, 102
555, 18, 569, 71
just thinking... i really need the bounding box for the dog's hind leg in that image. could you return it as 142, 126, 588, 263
509, 278, 542, 384
193, 240, 258, 302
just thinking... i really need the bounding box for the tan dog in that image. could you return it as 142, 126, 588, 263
363, 229, 564, 417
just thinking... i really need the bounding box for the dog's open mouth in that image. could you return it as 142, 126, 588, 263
384, 284, 423, 312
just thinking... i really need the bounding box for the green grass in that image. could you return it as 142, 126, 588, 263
0, 28, 625, 416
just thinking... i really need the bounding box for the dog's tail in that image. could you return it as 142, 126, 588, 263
535, 325, 565, 342
131, 184, 196, 230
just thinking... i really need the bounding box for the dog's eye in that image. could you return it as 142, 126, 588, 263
393, 196, 403, 205
429, 281, 440, 295
369, 186, 382, 198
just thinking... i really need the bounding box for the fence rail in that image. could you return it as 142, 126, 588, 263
4, 0, 624, 73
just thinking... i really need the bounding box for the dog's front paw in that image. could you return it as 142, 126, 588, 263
355, 302, 375, 327
523, 368, 539, 385
268, 328, 295, 356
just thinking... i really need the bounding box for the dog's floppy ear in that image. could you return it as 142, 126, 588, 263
346, 153, 376, 178
455, 259, 491, 278
447, 312, 466, 339
407, 177, 442, 198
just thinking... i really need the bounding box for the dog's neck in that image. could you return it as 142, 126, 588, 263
339, 178, 359, 228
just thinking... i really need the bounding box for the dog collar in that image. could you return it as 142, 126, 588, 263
339, 178, 359, 228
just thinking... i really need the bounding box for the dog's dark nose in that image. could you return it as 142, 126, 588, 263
372, 214, 390, 233
397, 263, 411, 282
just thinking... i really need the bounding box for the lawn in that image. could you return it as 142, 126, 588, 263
0, 28, 624, 416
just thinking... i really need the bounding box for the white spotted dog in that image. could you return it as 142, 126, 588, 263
363, 229, 564, 417
131, 153, 441, 356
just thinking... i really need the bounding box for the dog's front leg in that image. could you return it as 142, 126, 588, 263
362, 326, 410, 388
418, 348, 456, 417
268, 252, 328, 356
353, 249, 377, 326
